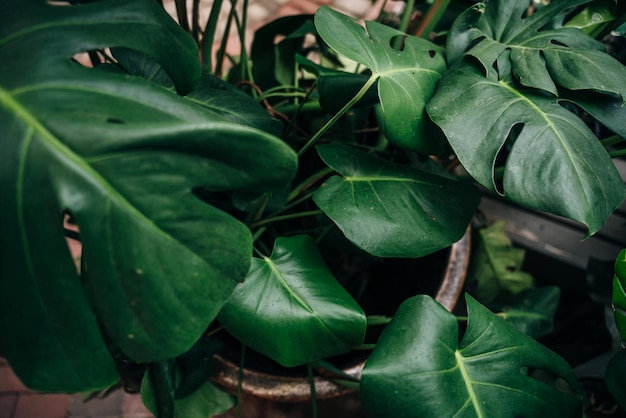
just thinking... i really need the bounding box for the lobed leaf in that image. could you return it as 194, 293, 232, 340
361, 294, 583, 417
315, 6, 446, 153
427, 63, 626, 236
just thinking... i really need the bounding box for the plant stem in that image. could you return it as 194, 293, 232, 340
397, 0, 416, 35
610, 148, 626, 158
355, 343, 377, 350
601, 134, 625, 147
415, 0, 452, 38
307, 364, 318, 418
297, 75, 378, 157
287, 167, 334, 202
201, 0, 224, 72
250, 210, 324, 229
366, 315, 393, 326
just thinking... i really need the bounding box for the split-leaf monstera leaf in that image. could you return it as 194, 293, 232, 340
428, 0, 626, 236
361, 294, 583, 417
314, 6, 447, 154
0, 0, 296, 392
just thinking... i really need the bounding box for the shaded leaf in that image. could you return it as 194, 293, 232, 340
361, 294, 583, 417
427, 63, 626, 235
468, 221, 534, 304
315, 6, 446, 153
313, 143, 480, 257
612, 249, 626, 340
142, 365, 234, 418
218, 235, 366, 367
492, 287, 561, 339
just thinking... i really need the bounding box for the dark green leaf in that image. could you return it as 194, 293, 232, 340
492, 287, 561, 339
0, 0, 297, 392
427, 63, 626, 235
361, 294, 583, 417
218, 235, 366, 367
141, 365, 234, 418
606, 349, 626, 412
612, 249, 626, 340
315, 6, 446, 153
313, 144, 480, 257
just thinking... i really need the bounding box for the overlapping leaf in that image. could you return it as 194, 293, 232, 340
313, 144, 479, 257
218, 235, 366, 367
427, 63, 626, 235
447, 0, 626, 98
0, 0, 297, 391
314, 6, 446, 154
361, 294, 583, 417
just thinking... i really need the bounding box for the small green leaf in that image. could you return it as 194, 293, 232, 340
218, 235, 366, 367
468, 221, 534, 304
361, 294, 583, 417
606, 349, 626, 412
492, 287, 561, 339
314, 6, 446, 153
313, 143, 480, 258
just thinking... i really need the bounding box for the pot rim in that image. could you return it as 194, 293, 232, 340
210, 226, 472, 402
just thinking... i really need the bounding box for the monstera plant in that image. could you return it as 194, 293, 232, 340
1, 0, 625, 417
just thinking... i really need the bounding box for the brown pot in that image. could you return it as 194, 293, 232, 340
209, 227, 472, 418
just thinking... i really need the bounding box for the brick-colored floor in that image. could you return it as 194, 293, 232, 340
1, 1, 373, 417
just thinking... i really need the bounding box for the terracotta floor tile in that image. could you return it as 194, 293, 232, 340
0, 395, 18, 418
13, 394, 71, 418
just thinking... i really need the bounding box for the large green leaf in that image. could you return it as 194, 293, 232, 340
313, 144, 480, 258
314, 6, 446, 154
218, 235, 366, 367
0, 0, 297, 392
447, 0, 626, 99
427, 63, 626, 235
361, 294, 583, 417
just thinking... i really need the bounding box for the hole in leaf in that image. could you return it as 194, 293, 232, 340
390, 34, 407, 52
62, 211, 82, 274
107, 117, 125, 124
526, 367, 579, 397
550, 39, 568, 47
428, 50, 436, 58
465, 36, 486, 54
494, 123, 524, 195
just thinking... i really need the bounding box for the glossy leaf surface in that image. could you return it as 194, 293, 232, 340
0, 0, 297, 391
218, 235, 366, 367
361, 294, 583, 417
314, 6, 446, 153
313, 144, 480, 257
427, 63, 626, 236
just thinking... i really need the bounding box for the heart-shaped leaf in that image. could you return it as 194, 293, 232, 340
314, 6, 446, 154
0, 0, 297, 392
313, 144, 480, 258
447, 0, 626, 99
427, 63, 626, 236
218, 235, 366, 367
361, 294, 583, 417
